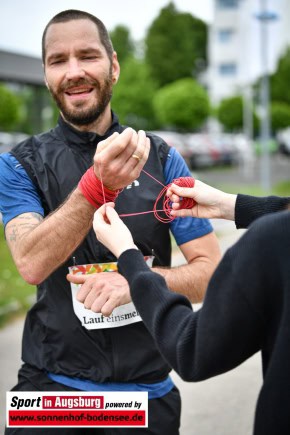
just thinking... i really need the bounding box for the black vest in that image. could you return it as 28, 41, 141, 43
12, 115, 173, 383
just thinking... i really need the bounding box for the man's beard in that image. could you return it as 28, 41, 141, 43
49, 75, 113, 127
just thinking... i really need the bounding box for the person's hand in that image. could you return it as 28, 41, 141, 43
93, 128, 150, 190
93, 203, 138, 258
67, 271, 131, 317
167, 179, 237, 221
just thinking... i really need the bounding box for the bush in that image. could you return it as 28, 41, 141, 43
0, 84, 21, 131
217, 95, 259, 132
270, 102, 290, 133
153, 78, 210, 130
111, 57, 158, 129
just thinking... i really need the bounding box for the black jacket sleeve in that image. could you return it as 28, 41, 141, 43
118, 233, 267, 381
235, 194, 290, 228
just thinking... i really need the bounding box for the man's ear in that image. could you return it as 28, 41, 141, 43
44, 74, 50, 90
112, 52, 120, 84
42, 64, 49, 90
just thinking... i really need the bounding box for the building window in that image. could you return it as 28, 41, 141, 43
219, 63, 237, 76
218, 29, 235, 42
217, 0, 239, 9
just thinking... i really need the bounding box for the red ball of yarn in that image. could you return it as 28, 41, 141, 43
171, 177, 196, 209
153, 176, 196, 223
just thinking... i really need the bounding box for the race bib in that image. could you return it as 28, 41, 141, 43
69, 256, 153, 330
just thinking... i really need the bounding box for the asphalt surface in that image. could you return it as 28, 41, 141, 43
195, 152, 290, 190
0, 223, 262, 434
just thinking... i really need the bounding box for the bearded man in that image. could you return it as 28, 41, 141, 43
0, 10, 220, 435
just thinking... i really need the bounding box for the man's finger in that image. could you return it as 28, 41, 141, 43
97, 132, 120, 152
101, 299, 116, 317
130, 130, 148, 166
101, 128, 135, 160
66, 273, 86, 284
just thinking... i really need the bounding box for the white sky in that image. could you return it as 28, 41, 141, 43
0, 0, 213, 58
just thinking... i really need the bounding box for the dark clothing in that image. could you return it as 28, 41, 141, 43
235, 193, 290, 229
6, 363, 181, 435
4, 113, 212, 435
117, 195, 290, 435
11, 115, 173, 383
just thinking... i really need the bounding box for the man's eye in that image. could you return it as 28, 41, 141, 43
50, 59, 65, 65
82, 56, 97, 60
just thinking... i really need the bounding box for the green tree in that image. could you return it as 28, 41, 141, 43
270, 47, 290, 106
270, 102, 290, 132
0, 84, 21, 131
217, 95, 259, 132
153, 78, 210, 130
110, 25, 135, 64
111, 57, 158, 130
145, 2, 207, 87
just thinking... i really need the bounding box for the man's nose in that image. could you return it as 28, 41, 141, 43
65, 59, 85, 80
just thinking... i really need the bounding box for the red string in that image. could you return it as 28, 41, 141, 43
79, 163, 196, 223
153, 176, 195, 223
78, 166, 121, 208
119, 172, 196, 223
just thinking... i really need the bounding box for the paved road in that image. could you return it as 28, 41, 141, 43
0, 224, 262, 434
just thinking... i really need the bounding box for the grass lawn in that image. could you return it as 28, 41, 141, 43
215, 180, 290, 197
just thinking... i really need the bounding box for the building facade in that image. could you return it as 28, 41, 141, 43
208, 0, 290, 103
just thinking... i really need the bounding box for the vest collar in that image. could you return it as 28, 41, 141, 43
57, 112, 121, 148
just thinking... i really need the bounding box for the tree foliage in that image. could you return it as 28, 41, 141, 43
270, 47, 290, 106
145, 2, 207, 87
270, 102, 290, 132
110, 25, 135, 64
111, 57, 158, 130
217, 95, 259, 132
153, 78, 210, 130
0, 84, 21, 131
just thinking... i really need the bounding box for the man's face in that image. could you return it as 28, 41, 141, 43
44, 19, 119, 127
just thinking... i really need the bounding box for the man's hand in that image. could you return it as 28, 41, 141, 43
67, 271, 131, 317
94, 128, 150, 190
66, 204, 138, 316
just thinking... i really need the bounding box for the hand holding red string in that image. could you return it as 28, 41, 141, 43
167, 179, 236, 220
93, 203, 138, 258
93, 128, 150, 190
118, 174, 197, 223
154, 177, 196, 223
78, 128, 150, 209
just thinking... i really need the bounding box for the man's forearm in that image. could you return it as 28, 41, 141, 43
153, 259, 216, 303
6, 188, 95, 285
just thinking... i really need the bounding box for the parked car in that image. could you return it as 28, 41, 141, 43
276, 128, 290, 155
210, 134, 240, 166
186, 133, 255, 170
149, 130, 254, 171
149, 130, 193, 168
184, 133, 217, 169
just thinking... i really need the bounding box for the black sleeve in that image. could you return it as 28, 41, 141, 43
118, 239, 266, 381
235, 194, 290, 228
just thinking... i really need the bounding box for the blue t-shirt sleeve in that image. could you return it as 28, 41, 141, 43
0, 153, 44, 226
164, 147, 213, 245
